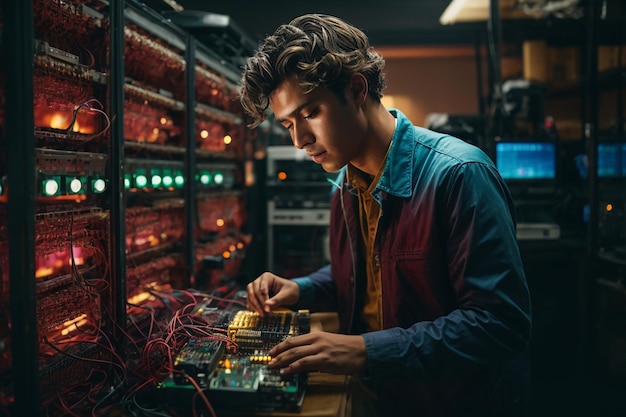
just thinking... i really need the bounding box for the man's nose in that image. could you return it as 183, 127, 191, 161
291, 123, 313, 149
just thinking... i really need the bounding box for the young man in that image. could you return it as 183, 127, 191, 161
239, 14, 531, 417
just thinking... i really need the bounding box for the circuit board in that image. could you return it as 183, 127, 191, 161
161, 308, 310, 412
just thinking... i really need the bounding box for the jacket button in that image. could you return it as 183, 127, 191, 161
374, 254, 380, 265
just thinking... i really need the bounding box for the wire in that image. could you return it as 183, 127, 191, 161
63, 98, 112, 149
186, 374, 218, 417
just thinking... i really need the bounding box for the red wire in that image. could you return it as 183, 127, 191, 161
187, 375, 218, 417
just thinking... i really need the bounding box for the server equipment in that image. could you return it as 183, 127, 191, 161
0, 1, 254, 415
596, 140, 626, 252
266, 146, 335, 278
494, 138, 562, 239
1, 1, 111, 413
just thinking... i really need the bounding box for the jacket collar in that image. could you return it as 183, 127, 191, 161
334, 108, 415, 204
371, 108, 414, 202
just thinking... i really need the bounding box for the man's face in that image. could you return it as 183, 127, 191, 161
269, 75, 367, 173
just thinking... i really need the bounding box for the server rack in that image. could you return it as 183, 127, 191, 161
1, 2, 39, 416
265, 146, 334, 278
2, 2, 112, 415
0, 1, 253, 415
122, 2, 192, 347
192, 41, 251, 290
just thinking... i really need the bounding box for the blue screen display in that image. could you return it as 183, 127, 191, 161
598, 142, 626, 178
495, 142, 556, 180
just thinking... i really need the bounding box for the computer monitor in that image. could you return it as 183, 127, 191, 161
598, 141, 626, 178
495, 141, 557, 181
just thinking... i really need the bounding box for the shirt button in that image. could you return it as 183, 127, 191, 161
374, 254, 380, 266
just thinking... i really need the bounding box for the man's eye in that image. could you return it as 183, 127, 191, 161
303, 109, 317, 120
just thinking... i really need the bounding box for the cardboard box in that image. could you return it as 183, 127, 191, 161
501, 56, 523, 80
549, 46, 580, 82
598, 45, 625, 72
523, 40, 548, 82
598, 46, 615, 72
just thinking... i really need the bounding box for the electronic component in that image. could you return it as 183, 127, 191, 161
35, 39, 80, 65
227, 310, 308, 352
161, 309, 310, 413
206, 352, 306, 412
173, 338, 225, 386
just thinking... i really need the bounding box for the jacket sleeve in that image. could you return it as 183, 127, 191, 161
362, 161, 532, 381
292, 264, 339, 312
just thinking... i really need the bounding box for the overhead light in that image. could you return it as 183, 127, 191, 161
440, 0, 527, 25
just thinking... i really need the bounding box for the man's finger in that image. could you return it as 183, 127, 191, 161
246, 282, 264, 313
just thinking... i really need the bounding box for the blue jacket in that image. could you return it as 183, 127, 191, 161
296, 109, 531, 416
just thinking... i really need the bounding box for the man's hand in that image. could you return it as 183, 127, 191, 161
268, 331, 367, 376
246, 272, 300, 315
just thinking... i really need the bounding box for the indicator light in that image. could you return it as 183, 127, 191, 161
135, 174, 148, 188
67, 177, 85, 194
150, 168, 163, 188
199, 173, 211, 185
43, 178, 60, 196
92, 178, 107, 193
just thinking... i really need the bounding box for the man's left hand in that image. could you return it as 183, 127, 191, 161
268, 331, 367, 376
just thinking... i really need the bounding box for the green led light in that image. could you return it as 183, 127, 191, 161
161, 168, 174, 188
67, 177, 84, 194
213, 172, 224, 185
124, 173, 132, 189
199, 173, 211, 185
92, 178, 107, 193
174, 174, 185, 187
135, 174, 148, 188
42, 177, 61, 196
134, 168, 148, 189
150, 168, 163, 189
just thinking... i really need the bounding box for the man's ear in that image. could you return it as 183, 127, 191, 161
348, 73, 368, 107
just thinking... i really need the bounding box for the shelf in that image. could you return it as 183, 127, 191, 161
597, 277, 626, 294
547, 68, 626, 98
598, 250, 626, 266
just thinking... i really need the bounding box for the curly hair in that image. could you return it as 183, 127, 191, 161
239, 14, 386, 128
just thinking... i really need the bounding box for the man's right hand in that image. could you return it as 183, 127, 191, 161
246, 272, 300, 315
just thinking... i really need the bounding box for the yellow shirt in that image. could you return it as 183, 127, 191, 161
346, 142, 392, 332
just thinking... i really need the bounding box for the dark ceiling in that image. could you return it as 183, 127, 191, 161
163, 0, 484, 46
142, 1, 623, 54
